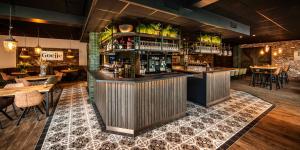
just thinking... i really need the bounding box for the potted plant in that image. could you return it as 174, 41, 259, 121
17, 62, 32, 73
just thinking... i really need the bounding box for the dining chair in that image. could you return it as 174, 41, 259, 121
281, 65, 290, 85
0, 72, 15, 86
15, 78, 32, 87
14, 90, 44, 125
0, 97, 18, 126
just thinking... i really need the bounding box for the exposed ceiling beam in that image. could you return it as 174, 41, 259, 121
0, 3, 84, 27
122, 0, 250, 35
193, 0, 220, 8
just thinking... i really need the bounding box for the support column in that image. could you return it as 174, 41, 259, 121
88, 32, 99, 102
233, 45, 242, 68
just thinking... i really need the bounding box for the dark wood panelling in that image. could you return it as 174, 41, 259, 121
16, 47, 79, 66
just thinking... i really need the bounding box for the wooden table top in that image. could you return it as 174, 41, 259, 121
0, 84, 54, 97
11, 72, 27, 75
61, 69, 79, 73
251, 66, 278, 70
23, 75, 54, 81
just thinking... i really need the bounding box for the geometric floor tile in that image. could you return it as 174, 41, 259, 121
36, 83, 273, 150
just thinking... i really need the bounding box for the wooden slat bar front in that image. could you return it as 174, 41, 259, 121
94, 75, 188, 135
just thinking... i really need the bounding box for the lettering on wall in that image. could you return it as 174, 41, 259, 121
41, 51, 64, 61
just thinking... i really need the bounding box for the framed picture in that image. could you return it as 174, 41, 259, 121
294, 49, 300, 61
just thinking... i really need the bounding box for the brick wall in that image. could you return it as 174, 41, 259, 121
240, 40, 300, 80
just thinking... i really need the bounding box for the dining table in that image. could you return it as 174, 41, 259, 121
22, 75, 54, 81
251, 66, 278, 90
60, 69, 79, 73
10, 72, 27, 78
0, 84, 55, 116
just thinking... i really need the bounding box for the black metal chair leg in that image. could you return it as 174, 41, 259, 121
16, 108, 27, 126
36, 105, 44, 114
1, 110, 13, 120
33, 107, 40, 121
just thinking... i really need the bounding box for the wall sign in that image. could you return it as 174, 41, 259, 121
41, 51, 64, 61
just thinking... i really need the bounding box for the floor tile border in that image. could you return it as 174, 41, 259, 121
35, 90, 63, 150
217, 104, 275, 150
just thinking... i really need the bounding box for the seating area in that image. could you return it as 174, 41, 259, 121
0, 72, 63, 128
230, 68, 247, 79
249, 65, 290, 90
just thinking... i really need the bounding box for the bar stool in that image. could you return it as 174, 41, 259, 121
264, 67, 282, 90
249, 66, 263, 86
14, 91, 44, 126
281, 65, 290, 85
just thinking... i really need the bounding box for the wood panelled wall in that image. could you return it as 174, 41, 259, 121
16, 47, 79, 66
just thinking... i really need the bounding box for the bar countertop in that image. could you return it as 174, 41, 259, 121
88, 70, 192, 82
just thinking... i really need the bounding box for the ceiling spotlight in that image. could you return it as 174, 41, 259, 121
252, 34, 256, 37
260, 50, 265, 55
273, 52, 278, 56
239, 35, 243, 38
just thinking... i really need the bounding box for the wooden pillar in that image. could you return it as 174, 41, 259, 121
88, 32, 99, 102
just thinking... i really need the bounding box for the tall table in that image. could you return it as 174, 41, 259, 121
0, 84, 55, 116
251, 66, 278, 90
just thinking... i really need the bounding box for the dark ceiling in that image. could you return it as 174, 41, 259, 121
0, 0, 300, 44
0, 0, 91, 39
201, 0, 300, 43
81, 0, 243, 41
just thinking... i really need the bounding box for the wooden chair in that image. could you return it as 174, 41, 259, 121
14, 90, 44, 125
281, 65, 290, 85
15, 78, 32, 87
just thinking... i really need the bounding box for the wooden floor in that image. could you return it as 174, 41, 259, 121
229, 79, 300, 150
0, 80, 299, 150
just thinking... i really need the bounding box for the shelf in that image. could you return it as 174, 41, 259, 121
101, 32, 180, 43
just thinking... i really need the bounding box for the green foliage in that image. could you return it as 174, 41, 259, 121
199, 35, 221, 45
137, 23, 178, 38
99, 26, 117, 41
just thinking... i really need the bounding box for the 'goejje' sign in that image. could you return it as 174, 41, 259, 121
41, 51, 64, 61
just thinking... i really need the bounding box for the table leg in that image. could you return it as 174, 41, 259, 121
45, 92, 49, 116
270, 73, 272, 90
51, 89, 54, 107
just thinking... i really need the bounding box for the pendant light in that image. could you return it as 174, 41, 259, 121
19, 35, 30, 59
66, 35, 74, 59
34, 28, 42, 55
265, 45, 270, 53
3, 6, 17, 52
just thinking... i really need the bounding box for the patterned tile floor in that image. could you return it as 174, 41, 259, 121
37, 84, 273, 150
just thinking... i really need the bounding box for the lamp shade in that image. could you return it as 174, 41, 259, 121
66, 49, 74, 59
19, 48, 31, 59
3, 37, 17, 52
34, 46, 42, 55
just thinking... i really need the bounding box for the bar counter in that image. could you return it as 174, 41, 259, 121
89, 70, 191, 135
172, 66, 231, 107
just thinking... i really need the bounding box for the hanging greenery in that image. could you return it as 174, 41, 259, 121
198, 34, 221, 45
136, 23, 178, 38
99, 26, 117, 42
